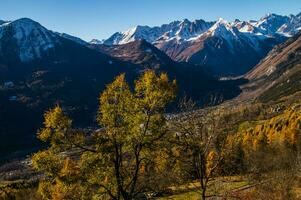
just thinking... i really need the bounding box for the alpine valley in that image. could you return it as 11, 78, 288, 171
2, 7, 301, 199
0, 12, 301, 165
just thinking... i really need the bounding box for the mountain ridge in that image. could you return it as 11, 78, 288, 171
95, 13, 301, 75
100, 12, 301, 45
0, 18, 243, 161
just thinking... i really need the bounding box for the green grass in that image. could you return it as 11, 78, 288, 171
158, 191, 200, 200
156, 176, 249, 200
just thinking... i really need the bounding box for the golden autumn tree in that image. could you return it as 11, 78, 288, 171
32, 70, 176, 200
32, 106, 92, 200
93, 71, 176, 199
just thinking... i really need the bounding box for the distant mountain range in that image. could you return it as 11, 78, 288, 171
0, 12, 301, 162
96, 13, 301, 75
101, 14, 301, 45
0, 17, 242, 161
89, 39, 242, 102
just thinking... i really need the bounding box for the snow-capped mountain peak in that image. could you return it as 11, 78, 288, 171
233, 20, 261, 35
208, 18, 239, 39
103, 25, 158, 45
121, 25, 153, 43
101, 12, 301, 47
173, 19, 213, 41
0, 18, 59, 62
1, 18, 46, 39
104, 18, 216, 45
212, 18, 232, 28
255, 13, 291, 36
96, 13, 301, 75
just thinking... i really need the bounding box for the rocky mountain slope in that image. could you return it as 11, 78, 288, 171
90, 39, 243, 102
238, 32, 301, 102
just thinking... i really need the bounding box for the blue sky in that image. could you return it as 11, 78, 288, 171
0, 0, 300, 41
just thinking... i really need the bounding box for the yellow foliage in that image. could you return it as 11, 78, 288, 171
32, 151, 62, 177
31, 70, 177, 200
239, 107, 301, 150
206, 151, 218, 176
37, 106, 72, 149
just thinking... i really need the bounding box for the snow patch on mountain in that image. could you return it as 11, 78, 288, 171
104, 19, 214, 45
208, 18, 239, 40
0, 18, 60, 62
101, 12, 301, 47
254, 13, 301, 36
90, 39, 105, 44
0, 20, 7, 26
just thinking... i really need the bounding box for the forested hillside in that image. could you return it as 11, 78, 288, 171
1, 7, 301, 200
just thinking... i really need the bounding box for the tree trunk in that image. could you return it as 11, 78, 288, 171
121, 192, 131, 200
201, 188, 206, 200
199, 153, 207, 200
